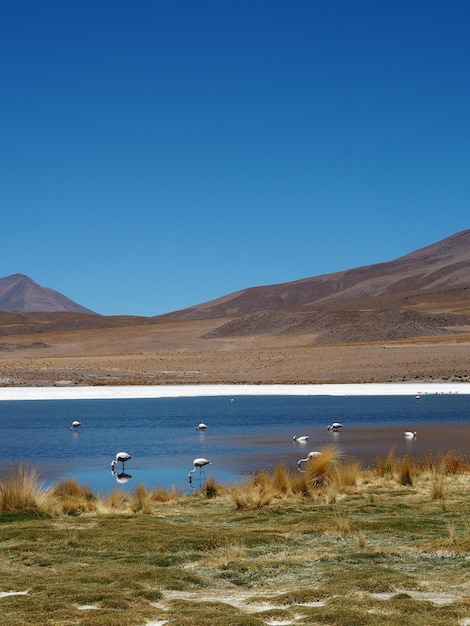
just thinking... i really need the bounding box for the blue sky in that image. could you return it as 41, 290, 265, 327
1, 1, 469, 316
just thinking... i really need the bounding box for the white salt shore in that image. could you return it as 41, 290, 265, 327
0, 382, 469, 401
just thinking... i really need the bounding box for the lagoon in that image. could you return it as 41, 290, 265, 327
0, 390, 468, 494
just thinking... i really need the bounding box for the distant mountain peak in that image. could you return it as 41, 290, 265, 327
0, 274, 97, 314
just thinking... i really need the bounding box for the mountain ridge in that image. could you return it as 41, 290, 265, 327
161, 229, 470, 320
0, 230, 468, 330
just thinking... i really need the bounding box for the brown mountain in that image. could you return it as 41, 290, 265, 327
161, 229, 470, 344
0, 232, 469, 386
164, 230, 470, 319
1, 230, 469, 348
0, 274, 97, 314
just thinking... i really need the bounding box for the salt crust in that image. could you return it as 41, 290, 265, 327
0, 382, 469, 401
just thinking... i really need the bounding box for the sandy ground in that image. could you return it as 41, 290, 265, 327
0, 327, 468, 389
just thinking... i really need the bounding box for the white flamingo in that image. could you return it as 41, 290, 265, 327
404, 431, 417, 438
297, 451, 322, 470
111, 451, 132, 472
293, 435, 309, 443
327, 423, 343, 431
196, 423, 208, 430
188, 458, 211, 482
71, 420, 81, 430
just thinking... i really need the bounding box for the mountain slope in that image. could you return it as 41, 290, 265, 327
162, 230, 470, 320
0, 274, 97, 314
158, 230, 470, 344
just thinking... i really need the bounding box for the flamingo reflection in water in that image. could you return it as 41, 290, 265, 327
111, 468, 132, 483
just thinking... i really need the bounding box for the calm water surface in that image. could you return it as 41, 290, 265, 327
0, 394, 468, 494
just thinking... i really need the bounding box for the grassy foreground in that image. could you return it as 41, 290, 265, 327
1, 450, 470, 626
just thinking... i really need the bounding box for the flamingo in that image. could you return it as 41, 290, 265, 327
293, 435, 309, 443
327, 422, 343, 431
297, 451, 322, 470
196, 423, 208, 430
404, 431, 417, 438
71, 420, 81, 430
111, 452, 132, 472
188, 457, 211, 482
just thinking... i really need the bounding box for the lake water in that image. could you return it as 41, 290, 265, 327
0, 393, 468, 494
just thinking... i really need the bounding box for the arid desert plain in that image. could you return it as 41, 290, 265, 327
0, 316, 469, 389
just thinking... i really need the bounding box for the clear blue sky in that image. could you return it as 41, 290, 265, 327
1, 1, 469, 316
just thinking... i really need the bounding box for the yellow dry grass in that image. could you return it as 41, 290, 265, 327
0, 465, 50, 512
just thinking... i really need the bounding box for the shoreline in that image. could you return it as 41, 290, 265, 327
0, 382, 469, 401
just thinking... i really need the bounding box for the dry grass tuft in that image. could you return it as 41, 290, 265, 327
102, 488, 128, 511
51, 479, 87, 498
300, 445, 341, 489
431, 473, 446, 500
333, 512, 352, 534
149, 487, 182, 502
229, 446, 342, 508
271, 463, 290, 494
0, 465, 50, 512
322, 459, 361, 504
375, 448, 395, 477
289, 469, 314, 498
420, 451, 470, 475
130, 483, 153, 514
203, 476, 221, 499
323, 481, 337, 504
58, 494, 97, 516
49, 479, 98, 515
229, 480, 275, 510
329, 459, 361, 492
397, 455, 413, 486
441, 451, 470, 474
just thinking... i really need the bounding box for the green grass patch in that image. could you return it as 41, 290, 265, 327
1, 457, 470, 624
